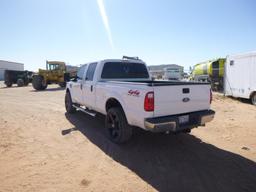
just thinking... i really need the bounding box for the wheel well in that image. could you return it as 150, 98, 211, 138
105, 98, 123, 112
250, 91, 256, 98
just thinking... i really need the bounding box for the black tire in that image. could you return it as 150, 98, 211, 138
182, 129, 191, 133
17, 79, 24, 87
251, 92, 256, 106
58, 82, 66, 88
41, 84, 48, 90
5, 81, 12, 87
105, 107, 133, 144
65, 91, 76, 113
32, 75, 47, 90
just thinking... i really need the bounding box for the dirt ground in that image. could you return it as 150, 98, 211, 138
0, 82, 256, 192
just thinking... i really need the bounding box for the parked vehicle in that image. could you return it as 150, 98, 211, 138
4, 70, 33, 87
163, 66, 183, 80
224, 51, 256, 105
191, 58, 225, 91
32, 61, 76, 90
65, 56, 215, 143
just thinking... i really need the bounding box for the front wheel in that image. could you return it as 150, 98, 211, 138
65, 91, 76, 113
105, 107, 133, 144
251, 92, 256, 105
32, 75, 47, 90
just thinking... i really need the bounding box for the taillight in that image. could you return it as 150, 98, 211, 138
144, 92, 154, 111
210, 89, 212, 104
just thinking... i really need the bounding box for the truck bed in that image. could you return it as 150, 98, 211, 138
99, 80, 211, 117
100, 80, 209, 86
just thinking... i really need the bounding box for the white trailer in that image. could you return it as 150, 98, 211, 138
224, 51, 256, 105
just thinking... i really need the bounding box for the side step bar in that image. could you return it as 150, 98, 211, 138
72, 105, 96, 117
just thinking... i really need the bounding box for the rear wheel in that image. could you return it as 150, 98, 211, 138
32, 75, 48, 90
5, 81, 12, 87
17, 79, 24, 87
65, 91, 76, 113
251, 92, 256, 105
105, 107, 133, 144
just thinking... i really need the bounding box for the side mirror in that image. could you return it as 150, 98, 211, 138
72, 76, 78, 82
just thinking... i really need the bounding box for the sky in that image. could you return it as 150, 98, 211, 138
0, 0, 256, 71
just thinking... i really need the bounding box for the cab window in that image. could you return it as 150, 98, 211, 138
86, 63, 97, 81
77, 64, 87, 79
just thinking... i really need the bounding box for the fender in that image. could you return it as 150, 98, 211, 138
105, 91, 127, 112
66, 83, 74, 99
104, 92, 131, 123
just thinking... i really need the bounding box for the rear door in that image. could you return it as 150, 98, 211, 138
153, 84, 210, 117
83, 62, 97, 108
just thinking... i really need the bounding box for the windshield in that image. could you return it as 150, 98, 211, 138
101, 62, 149, 79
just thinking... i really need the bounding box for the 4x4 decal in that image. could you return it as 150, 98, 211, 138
128, 90, 140, 97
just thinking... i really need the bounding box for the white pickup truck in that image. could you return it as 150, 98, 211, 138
65, 57, 215, 143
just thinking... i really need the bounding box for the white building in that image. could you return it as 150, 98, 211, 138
0, 60, 24, 80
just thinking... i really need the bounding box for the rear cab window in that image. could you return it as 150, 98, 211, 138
101, 62, 149, 79
86, 62, 97, 81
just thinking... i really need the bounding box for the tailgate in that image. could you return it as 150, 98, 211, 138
153, 84, 211, 117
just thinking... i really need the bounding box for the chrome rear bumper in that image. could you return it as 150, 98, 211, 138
144, 110, 215, 132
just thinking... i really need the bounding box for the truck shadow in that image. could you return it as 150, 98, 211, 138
64, 112, 256, 192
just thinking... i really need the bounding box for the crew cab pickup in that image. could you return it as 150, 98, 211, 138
65, 57, 215, 143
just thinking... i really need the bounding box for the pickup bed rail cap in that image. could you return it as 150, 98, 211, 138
98, 80, 210, 86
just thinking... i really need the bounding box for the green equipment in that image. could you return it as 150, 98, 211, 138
4, 70, 33, 87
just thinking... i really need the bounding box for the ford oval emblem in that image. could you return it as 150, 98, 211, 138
183, 97, 190, 102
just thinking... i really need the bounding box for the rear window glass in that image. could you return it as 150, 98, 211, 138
101, 62, 149, 79
86, 63, 97, 81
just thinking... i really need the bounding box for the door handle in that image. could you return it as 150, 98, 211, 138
90, 85, 93, 92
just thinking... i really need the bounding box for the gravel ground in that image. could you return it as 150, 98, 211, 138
0, 82, 256, 192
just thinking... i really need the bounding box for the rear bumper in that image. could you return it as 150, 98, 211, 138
144, 110, 215, 132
